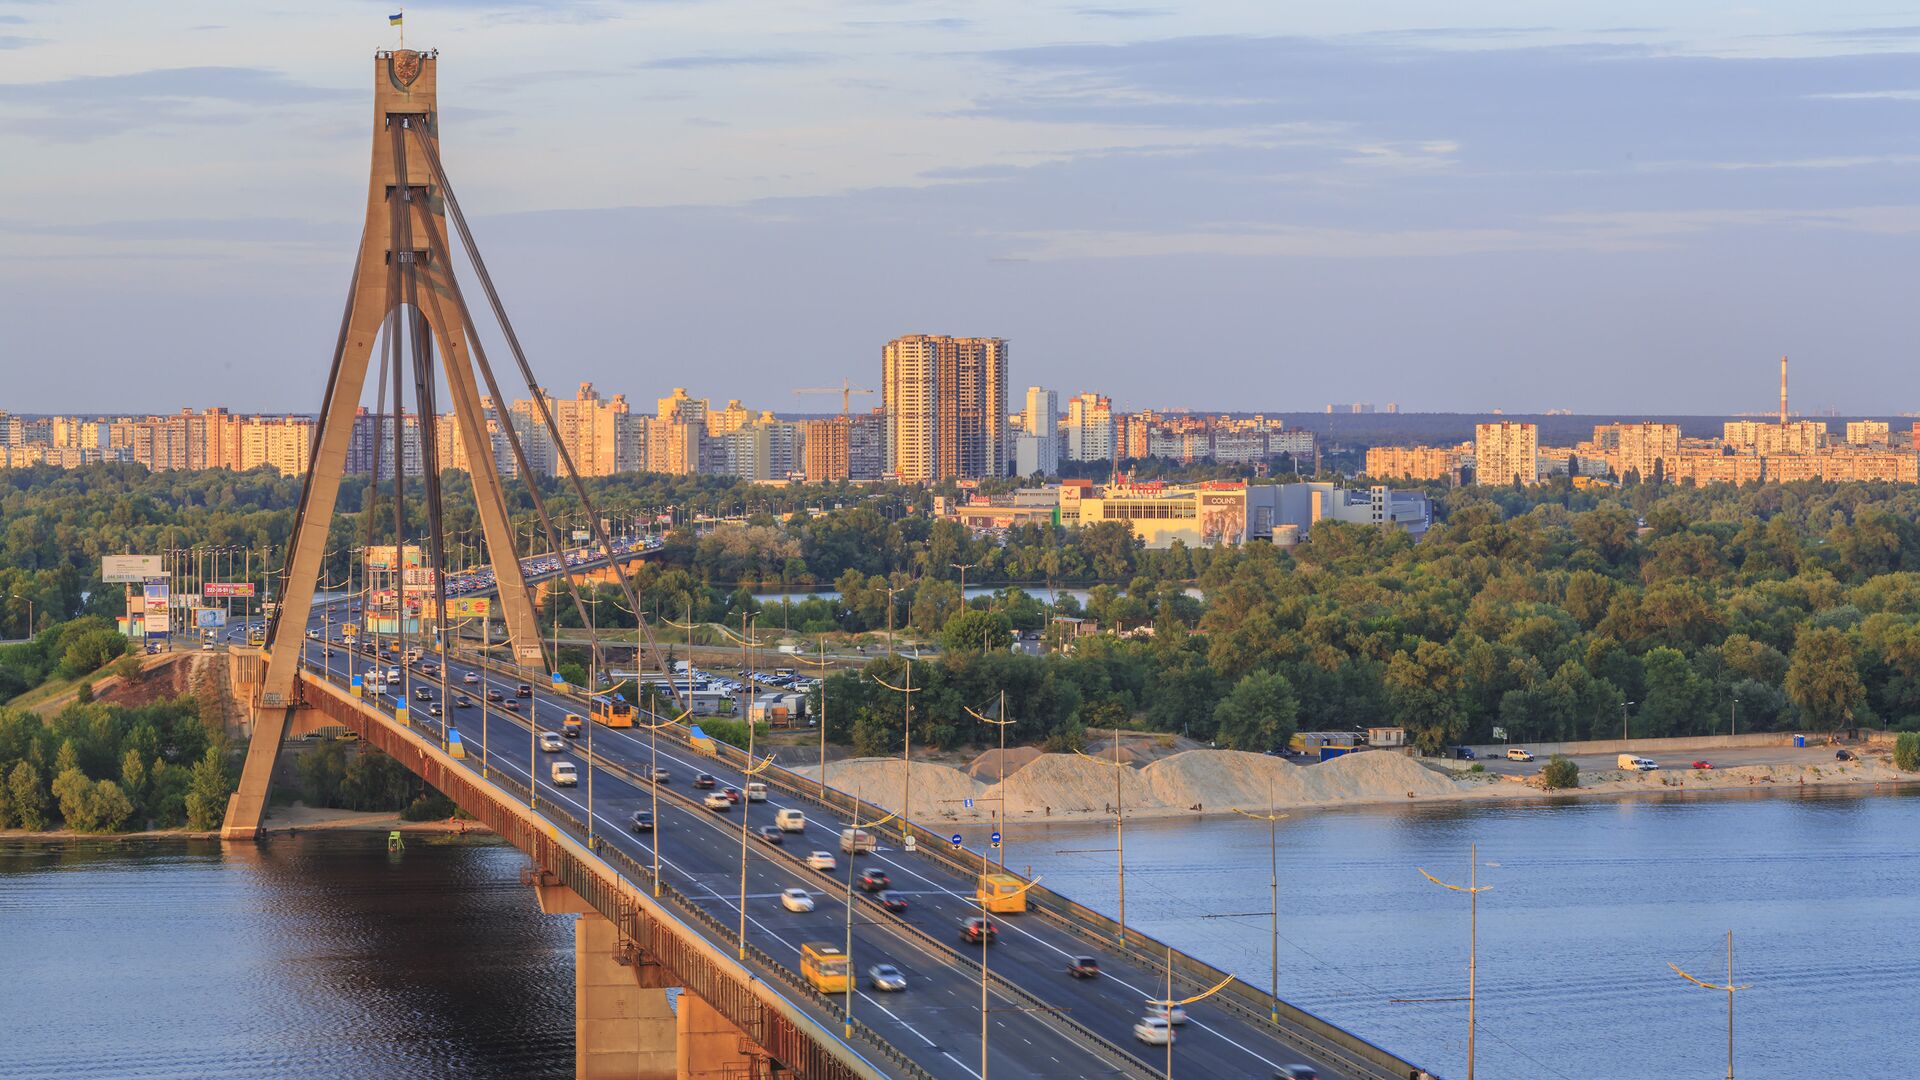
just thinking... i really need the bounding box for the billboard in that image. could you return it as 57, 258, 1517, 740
195, 608, 227, 628
102, 555, 162, 583
145, 607, 171, 635
204, 582, 256, 598
365, 545, 423, 570
171, 593, 201, 609
430, 597, 490, 619
571, 529, 590, 542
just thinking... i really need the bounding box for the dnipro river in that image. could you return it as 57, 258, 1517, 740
3, 789, 1915, 1079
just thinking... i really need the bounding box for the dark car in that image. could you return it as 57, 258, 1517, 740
486, 688, 504, 703
961, 917, 997, 945
503, 699, 520, 712
420, 663, 438, 677
1274, 1068, 1320, 1080
1067, 956, 1100, 979
1836, 748, 1856, 761
858, 869, 891, 892
413, 686, 433, 700
1451, 746, 1477, 760
629, 810, 654, 832
454, 695, 472, 708
516, 683, 532, 697
693, 773, 717, 789
873, 890, 908, 913
756, 826, 784, 845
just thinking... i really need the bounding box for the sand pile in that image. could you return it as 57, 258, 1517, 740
795, 757, 986, 820
986, 752, 1157, 816
968, 746, 1041, 783
1141, 750, 1318, 809
1299, 750, 1460, 800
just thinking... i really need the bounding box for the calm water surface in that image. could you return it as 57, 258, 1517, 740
5, 792, 1915, 1079
0, 834, 572, 1079
970, 788, 1920, 1080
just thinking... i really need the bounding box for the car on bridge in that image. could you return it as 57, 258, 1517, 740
693, 773, 717, 789
961, 917, 997, 945
871, 890, 908, 913
703, 793, 731, 812
721, 786, 741, 804
650, 768, 671, 784
805, 851, 836, 872
629, 810, 653, 832
486, 688, 503, 702
503, 699, 520, 712
756, 826, 784, 845
550, 761, 578, 786
516, 683, 532, 697
1067, 956, 1100, 979
563, 714, 583, 738
858, 869, 891, 892
779, 889, 815, 913
1274, 1067, 1320, 1080
1133, 1016, 1175, 1046
427, 703, 442, 717
454, 695, 472, 708
463, 671, 479, 684
539, 732, 565, 753
413, 686, 433, 701
867, 964, 907, 992
1145, 1002, 1188, 1025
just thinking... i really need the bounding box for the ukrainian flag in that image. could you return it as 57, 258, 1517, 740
389, 12, 404, 26
688, 724, 717, 756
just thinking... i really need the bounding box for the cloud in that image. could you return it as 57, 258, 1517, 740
1073, 7, 1170, 18
0, 33, 39, 48
637, 51, 830, 70
0, 65, 353, 140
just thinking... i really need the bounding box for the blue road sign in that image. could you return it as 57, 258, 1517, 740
950, 833, 964, 849
990, 831, 1001, 845
963, 798, 974, 809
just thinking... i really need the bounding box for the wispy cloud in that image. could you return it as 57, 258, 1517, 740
0, 65, 352, 140
638, 51, 830, 70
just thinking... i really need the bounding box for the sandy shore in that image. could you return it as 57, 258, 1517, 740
794, 747, 1920, 824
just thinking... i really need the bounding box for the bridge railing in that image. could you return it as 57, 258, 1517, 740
443, 651, 1421, 1080
300, 674, 933, 1080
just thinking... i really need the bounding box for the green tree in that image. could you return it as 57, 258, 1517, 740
1541, 755, 1580, 790
1785, 626, 1867, 729
184, 744, 231, 830
940, 609, 1014, 654
54, 739, 80, 777
1211, 670, 1299, 752
1895, 731, 1920, 772
297, 742, 348, 807
119, 748, 148, 817
9, 761, 47, 830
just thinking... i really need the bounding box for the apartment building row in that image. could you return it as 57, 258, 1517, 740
1365, 419, 1920, 487
0, 408, 316, 475
997, 392, 1316, 479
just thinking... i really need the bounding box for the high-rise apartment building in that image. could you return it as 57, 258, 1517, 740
881, 334, 1009, 482
648, 388, 708, 476
1846, 420, 1891, 449
1723, 420, 1826, 456
1592, 422, 1680, 482
513, 382, 635, 477
1475, 421, 1538, 485
802, 417, 851, 482
1064, 392, 1116, 463
346, 407, 425, 479
848, 411, 884, 481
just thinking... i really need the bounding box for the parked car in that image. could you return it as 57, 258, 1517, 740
1067, 956, 1100, 979
629, 810, 654, 832
805, 850, 836, 872
858, 869, 891, 892
868, 964, 907, 992
779, 888, 814, 913
1505, 747, 1534, 762
1452, 746, 1476, 760
961, 917, 997, 945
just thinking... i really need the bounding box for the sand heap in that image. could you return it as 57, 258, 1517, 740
794, 757, 986, 820
1142, 749, 1458, 810
967, 746, 1042, 783
985, 752, 1158, 815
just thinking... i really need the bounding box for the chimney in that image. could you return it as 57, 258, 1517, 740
1779, 355, 1788, 425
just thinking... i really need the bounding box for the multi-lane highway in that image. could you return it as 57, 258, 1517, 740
216, 583, 1409, 1080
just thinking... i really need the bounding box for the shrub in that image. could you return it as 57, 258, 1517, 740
1541, 755, 1580, 790
401, 791, 457, 821
1895, 732, 1920, 772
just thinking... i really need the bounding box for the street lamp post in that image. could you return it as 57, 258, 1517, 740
1418, 844, 1493, 1080
964, 691, 1015, 872
1075, 737, 1133, 946
840, 794, 897, 1040
1620, 699, 1636, 744
1229, 781, 1288, 1025
1669, 931, 1750, 1080
869, 661, 921, 835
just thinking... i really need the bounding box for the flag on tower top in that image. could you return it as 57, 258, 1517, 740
389, 12, 404, 26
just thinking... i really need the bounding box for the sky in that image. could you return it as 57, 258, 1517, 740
4, 2, 1920, 415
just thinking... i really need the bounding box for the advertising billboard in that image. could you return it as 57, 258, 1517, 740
430, 597, 491, 619
195, 608, 227, 629
204, 582, 256, 598
365, 545, 424, 570
571, 529, 590, 542
145, 607, 171, 635
102, 555, 163, 583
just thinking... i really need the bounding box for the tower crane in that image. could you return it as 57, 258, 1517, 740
793, 378, 875, 417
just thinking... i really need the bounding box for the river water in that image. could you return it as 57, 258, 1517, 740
3, 790, 1913, 1079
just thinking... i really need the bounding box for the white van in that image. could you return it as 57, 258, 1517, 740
1617, 754, 1659, 771
775, 808, 806, 832
745, 782, 768, 802
551, 761, 579, 786
840, 828, 876, 854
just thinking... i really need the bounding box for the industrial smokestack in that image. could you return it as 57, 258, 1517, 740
1779, 355, 1788, 425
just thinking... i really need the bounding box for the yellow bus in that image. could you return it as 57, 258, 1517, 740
976, 873, 1028, 914
799, 942, 851, 993
591, 695, 635, 728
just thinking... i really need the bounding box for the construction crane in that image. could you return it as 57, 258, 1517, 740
793, 378, 875, 418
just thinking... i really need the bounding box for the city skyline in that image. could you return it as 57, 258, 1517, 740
9, 5, 1920, 413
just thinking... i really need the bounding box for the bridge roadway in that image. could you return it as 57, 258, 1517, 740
270, 605, 1413, 1080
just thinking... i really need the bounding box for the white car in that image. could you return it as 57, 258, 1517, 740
538, 732, 565, 753
1145, 1002, 1189, 1026
463, 671, 479, 684
805, 851, 836, 872
703, 793, 732, 811
1133, 1017, 1175, 1046
868, 964, 907, 992
779, 888, 814, 912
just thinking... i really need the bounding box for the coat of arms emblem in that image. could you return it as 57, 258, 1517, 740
391, 49, 423, 88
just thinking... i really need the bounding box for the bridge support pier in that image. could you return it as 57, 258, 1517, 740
221, 650, 281, 841
538, 879, 750, 1080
